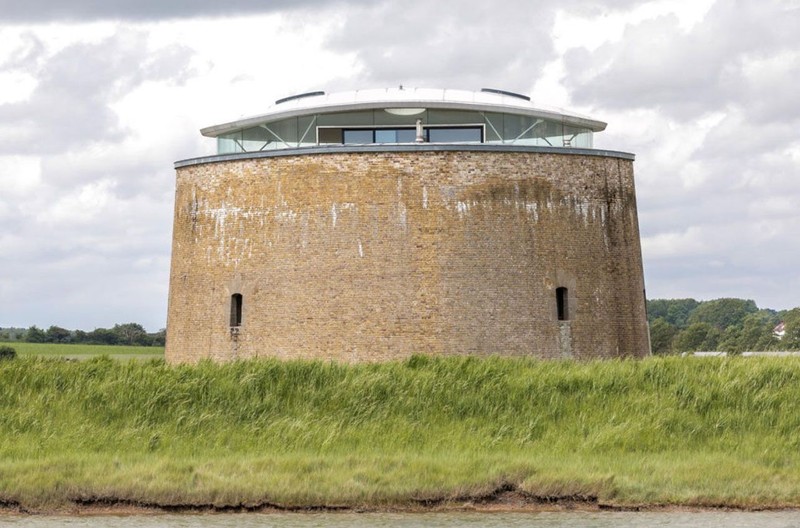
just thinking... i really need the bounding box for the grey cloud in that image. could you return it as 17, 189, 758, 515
697, 118, 797, 164
324, 0, 644, 93
732, 55, 800, 124
328, 1, 553, 92
0, 0, 359, 22
563, 14, 733, 118
0, 27, 198, 331
0, 29, 195, 156
0, 0, 643, 23
0, 167, 175, 330
0, 221, 172, 331
560, 0, 800, 309
635, 128, 800, 310
563, 0, 800, 120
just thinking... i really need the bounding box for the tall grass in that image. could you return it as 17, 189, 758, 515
1, 355, 799, 509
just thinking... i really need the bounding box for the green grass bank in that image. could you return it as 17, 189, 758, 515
1, 355, 799, 512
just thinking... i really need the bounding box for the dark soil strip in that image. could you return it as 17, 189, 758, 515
2, 488, 798, 516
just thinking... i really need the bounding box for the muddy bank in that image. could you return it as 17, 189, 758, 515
2, 485, 797, 516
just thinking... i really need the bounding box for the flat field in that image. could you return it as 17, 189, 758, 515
0, 355, 799, 512
5, 342, 164, 360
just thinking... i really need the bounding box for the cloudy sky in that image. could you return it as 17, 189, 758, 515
0, 0, 798, 332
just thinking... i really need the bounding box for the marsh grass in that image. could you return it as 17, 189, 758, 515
1, 355, 799, 509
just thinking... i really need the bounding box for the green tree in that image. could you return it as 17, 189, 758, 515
112, 323, 148, 346
673, 322, 721, 352
649, 317, 677, 355
781, 308, 800, 350
45, 326, 72, 344
647, 298, 699, 328
717, 325, 742, 353
150, 328, 166, 347
86, 328, 118, 345
736, 311, 781, 352
688, 298, 758, 331
25, 325, 46, 343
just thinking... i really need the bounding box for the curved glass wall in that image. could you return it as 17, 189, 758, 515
216, 108, 593, 154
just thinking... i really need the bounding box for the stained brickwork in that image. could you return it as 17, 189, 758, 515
165, 148, 650, 363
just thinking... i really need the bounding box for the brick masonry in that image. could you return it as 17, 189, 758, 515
165, 149, 650, 363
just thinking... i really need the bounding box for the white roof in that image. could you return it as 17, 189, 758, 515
200, 87, 607, 137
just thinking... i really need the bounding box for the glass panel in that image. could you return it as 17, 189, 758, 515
318, 128, 343, 144
503, 114, 526, 142
217, 137, 242, 154
540, 120, 564, 147
242, 126, 273, 151
561, 126, 593, 148
428, 127, 482, 143
504, 116, 550, 146
217, 116, 592, 151
396, 129, 417, 142
577, 130, 593, 148
483, 112, 504, 143
343, 129, 374, 143
375, 129, 397, 143
217, 132, 243, 154
261, 117, 299, 147
297, 115, 317, 146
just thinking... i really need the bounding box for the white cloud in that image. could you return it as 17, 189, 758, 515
553, 0, 715, 54
0, 155, 41, 194
0, 71, 37, 104
642, 227, 708, 259
43, 180, 115, 225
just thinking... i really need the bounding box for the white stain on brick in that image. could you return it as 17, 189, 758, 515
274, 208, 296, 222
456, 200, 472, 219
525, 202, 538, 221
398, 202, 407, 230
301, 212, 309, 249
575, 198, 591, 224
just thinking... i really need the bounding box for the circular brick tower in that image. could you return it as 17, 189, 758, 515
166, 88, 650, 362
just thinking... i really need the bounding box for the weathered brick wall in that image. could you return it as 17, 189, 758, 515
165, 149, 649, 363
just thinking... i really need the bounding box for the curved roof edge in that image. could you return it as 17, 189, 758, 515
200, 88, 607, 138
175, 144, 634, 169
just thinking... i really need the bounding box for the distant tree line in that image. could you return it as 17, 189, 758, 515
0, 324, 165, 347
3, 298, 798, 353
647, 298, 800, 354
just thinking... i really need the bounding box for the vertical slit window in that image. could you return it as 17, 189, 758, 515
556, 287, 568, 321
230, 294, 243, 327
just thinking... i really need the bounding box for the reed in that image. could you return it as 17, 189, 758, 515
1, 355, 799, 509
